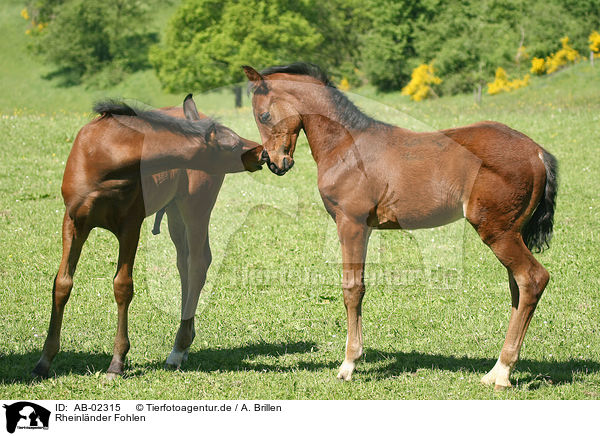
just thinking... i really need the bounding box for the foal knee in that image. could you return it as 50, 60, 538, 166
342, 269, 365, 304
342, 284, 365, 309
113, 275, 134, 306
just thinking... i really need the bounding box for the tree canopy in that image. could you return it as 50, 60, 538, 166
25, 0, 159, 86
149, 0, 362, 105
25, 0, 600, 97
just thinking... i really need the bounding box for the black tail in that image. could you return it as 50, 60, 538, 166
523, 149, 559, 253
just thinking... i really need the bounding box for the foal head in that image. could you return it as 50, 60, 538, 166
243, 65, 303, 176
182, 94, 263, 172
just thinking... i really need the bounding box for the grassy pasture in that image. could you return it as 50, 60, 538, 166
1, 1, 599, 400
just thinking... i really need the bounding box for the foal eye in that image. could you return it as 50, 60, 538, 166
259, 112, 271, 124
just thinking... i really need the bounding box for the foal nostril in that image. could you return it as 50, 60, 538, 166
261, 149, 270, 163
282, 157, 289, 171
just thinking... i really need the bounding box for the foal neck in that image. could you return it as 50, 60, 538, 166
291, 81, 372, 165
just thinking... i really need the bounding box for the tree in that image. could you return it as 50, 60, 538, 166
150, 0, 362, 107
359, 0, 432, 92
360, 0, 600, 95
25, 0, 159, 86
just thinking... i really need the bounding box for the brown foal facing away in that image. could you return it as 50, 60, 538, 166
32, 95, 263, 379
243, 63, 558, 390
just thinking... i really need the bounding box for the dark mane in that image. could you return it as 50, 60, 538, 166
93, 100, 216, 138
259, 62, 385, 130
261, 62, 334, 87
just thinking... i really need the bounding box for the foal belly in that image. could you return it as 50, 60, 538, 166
141, 170, 181, 216
369, 199, 465, 230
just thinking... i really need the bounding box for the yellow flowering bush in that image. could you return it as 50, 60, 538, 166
487, 67, 530, 95
401, 63, 442, 101
590, 31, 600, 55
545, 36, 580, 74
530, 57, 546, 75
339, 77, 350, 91
529, 36, 580, 75
21, 6, 47, 35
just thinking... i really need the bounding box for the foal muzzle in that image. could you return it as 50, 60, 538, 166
261, 150, 294, 176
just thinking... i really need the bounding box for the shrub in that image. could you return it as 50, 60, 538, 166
530, 57, 546, 75
590, 31, 600, 54
487, 67, 529, 95
545, 36, 580, 74
401, 63, 442, 101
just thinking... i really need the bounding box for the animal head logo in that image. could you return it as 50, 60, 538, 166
2, 402, 50, 433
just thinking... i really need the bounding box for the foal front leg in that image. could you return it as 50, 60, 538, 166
336, 216, 371, 381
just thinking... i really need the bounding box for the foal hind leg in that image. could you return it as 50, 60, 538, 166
164, 205, 192, 369
165, 202, 212, 369
33, 212, 89, 378
106, 220, 142, 379
480, 234, 549, 390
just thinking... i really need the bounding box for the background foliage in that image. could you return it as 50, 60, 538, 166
24, 0, 600, 97
25, 0, 161, 86
149, 0, 362, 105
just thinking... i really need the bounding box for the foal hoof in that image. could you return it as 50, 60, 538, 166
164, 349, 189, 371
31, 361, 50, 379
481, 364, 512, 391
103, 372, 121, 383
164, 362, 181, 371
493, 383, 510, 392
336, 361, 355, 381
31, 368, 49, 380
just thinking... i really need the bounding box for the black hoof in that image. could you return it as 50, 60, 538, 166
163, 362, 181, 371
31, 363, 49, 379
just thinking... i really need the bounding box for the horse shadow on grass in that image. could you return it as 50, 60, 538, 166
2, 343, 598, 390
0, 341, 325, 384
359, 349, 600, 388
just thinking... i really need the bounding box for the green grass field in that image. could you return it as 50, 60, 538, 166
1, 0, 599, 399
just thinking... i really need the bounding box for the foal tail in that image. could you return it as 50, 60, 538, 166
522, 149, 559, 253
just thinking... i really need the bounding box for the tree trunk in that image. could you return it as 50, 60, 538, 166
474, 84, 482, 104
234, 85, 243, 108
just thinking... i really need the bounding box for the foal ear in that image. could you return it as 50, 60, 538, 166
242, 65, 265, 91
204, 123, 217, 147
183, 93, 201, 121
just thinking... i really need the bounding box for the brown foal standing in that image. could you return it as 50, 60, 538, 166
32, 95, 263, 379
243, 63, 558, 390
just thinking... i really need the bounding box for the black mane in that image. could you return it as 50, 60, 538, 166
93, 100, 216, 138
261, 62, 334, 87
259, 62, 384, 130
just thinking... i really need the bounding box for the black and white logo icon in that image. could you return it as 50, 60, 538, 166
3, 402, 50, 433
